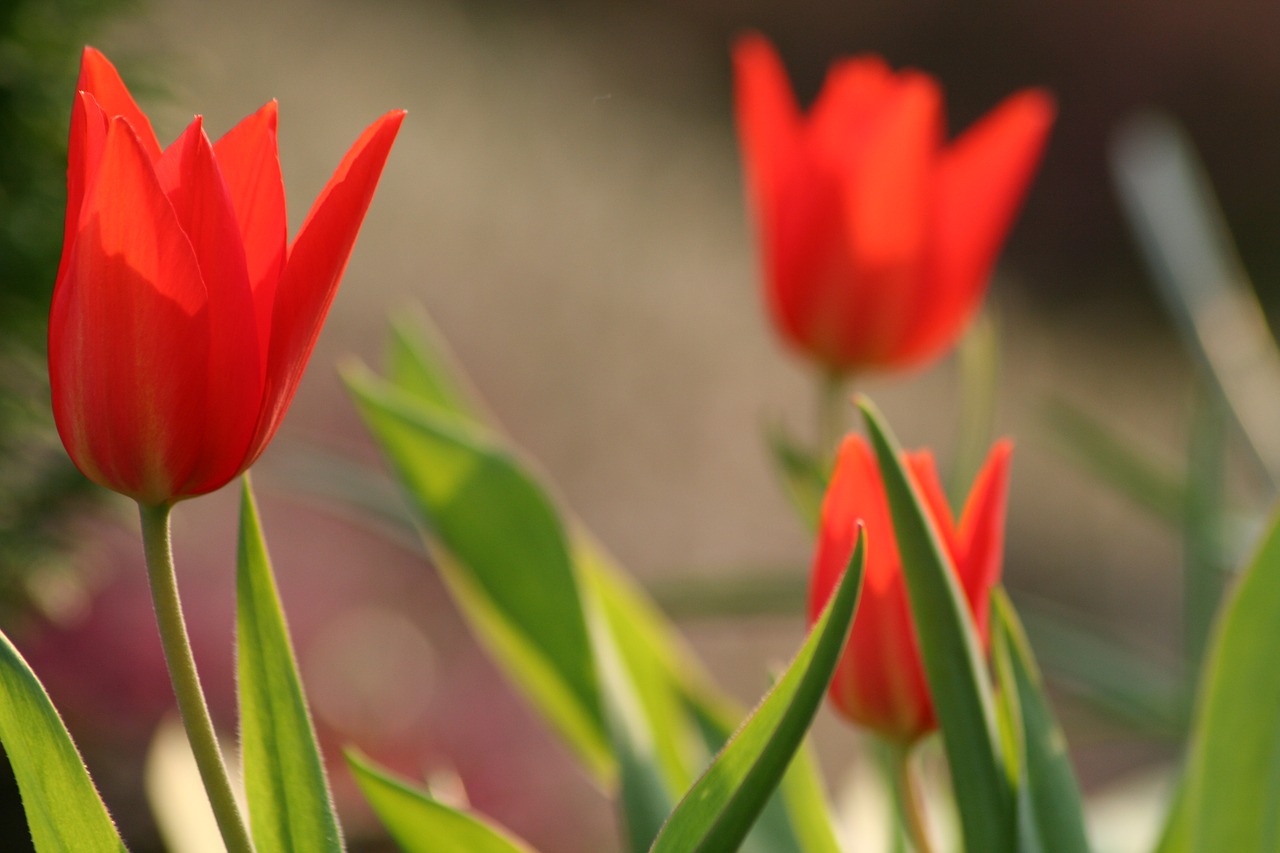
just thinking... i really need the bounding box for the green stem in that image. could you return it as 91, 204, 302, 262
139, 503, 255, 853
817, 369, 848, 463
889, 742, 934, 853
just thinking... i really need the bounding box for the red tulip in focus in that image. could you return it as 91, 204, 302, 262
808, 435, 1011, 742
50, 48, 405, 505
733, 34, 1054, 373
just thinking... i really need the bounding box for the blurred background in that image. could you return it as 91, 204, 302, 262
5, 0, 1280, 849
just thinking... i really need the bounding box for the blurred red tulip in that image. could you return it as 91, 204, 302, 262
733, 33, 1053, 373
808, 435, 1011, 742
50, 47, 405, 505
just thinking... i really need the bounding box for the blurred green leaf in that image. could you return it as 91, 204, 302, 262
1175, 502, 1280, 850
0, 627, 125, 852
649, 530, 864, 853
1112, 113, 1280, 488
384, 309, 483, 421
1181, 383, 1230, 680
347, 750, 538, 853
1045, 397, 1186, 525
236, 478, 343, 853
858, 396, 1014, 853
346, 367, 610, 780
354, 314, 843, 852
1016, 602, 1186, 734
952, 310, 1001, 506
992, 591, 1091, 853
765, 424, 829, 532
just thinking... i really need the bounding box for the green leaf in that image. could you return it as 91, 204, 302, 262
764, 424, 829, 532
579, 537, 840, 853
992, 591, 1091, 853
0, 628, 125, 852
1176, 501, 1280, 850
1045, 397, 1186, 525
345, 366, 610, 780
1016, 603, 1186, 733
357, 316, 843, 852
384, 310, 482, 421
857, 396, 1014, 853
346, 750, 538, 853
236, 477, 344, 853
649, 529, 864, 853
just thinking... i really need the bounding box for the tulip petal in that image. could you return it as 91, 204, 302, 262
246, 109, 406, 466
76, 47, 162, 161
808, 56, 893, 168
50, 117, 210, 504
809, 436, 933, 740
955, 439, 1013, 636
731, 33, 802, 210
57, 92, 110, 290
841, 74, 941, 364
154, 116, 263, 494
904, 90, 1055, 363
905, 449, 960, 554
214, 100, 288, 347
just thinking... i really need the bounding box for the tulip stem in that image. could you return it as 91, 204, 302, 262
818, 369, 848, 462
890, 743, 934, 853
139, 503, 255, 853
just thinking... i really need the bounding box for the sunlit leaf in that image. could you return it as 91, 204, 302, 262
346, 367, 610, 780
236, 477, 343, 852
1175, 502, 1280, 850
0, 628, 125, 852
649, 530, 864, 853
347, 750, 538, 853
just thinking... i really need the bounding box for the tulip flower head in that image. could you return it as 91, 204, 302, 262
50, 48, 404, 505
808, 435, 1011, 742
733, 34, 1053, 374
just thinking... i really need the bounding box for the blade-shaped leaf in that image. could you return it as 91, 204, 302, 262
345, 366, 610, 779
346, 750, 538, 853
357, 316, 843, 852
992, 591, 1091, 853
649, 529, 864, 853
384, 309, 483, 421
858, 397, 1014, 853
0, 628, 126, 852
765, 424, 829, 532
237, 477, 344, 853
1176, 501, 1280, 850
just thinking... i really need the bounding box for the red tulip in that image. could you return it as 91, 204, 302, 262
732, 33, 1053, 373
50, 47, 405, 505
808, 435, 1011, 742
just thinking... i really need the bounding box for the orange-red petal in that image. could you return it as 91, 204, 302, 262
50, 118, 210, 504
153, 116, 263, 494
214, 100, 288, 354
245, 109, 406, 467
76, 47, 162, 161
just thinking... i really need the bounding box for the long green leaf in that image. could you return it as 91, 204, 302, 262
346, 366, 610, 779
346, 750, 538, 853
993, 591, 1091, 853
858, 397, 1014, 853
0, 628, 125, 852
237, 477, 344, 852
359, 316, 843, 852
1177, 501, 1280, 850
649, 530, 864, 853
